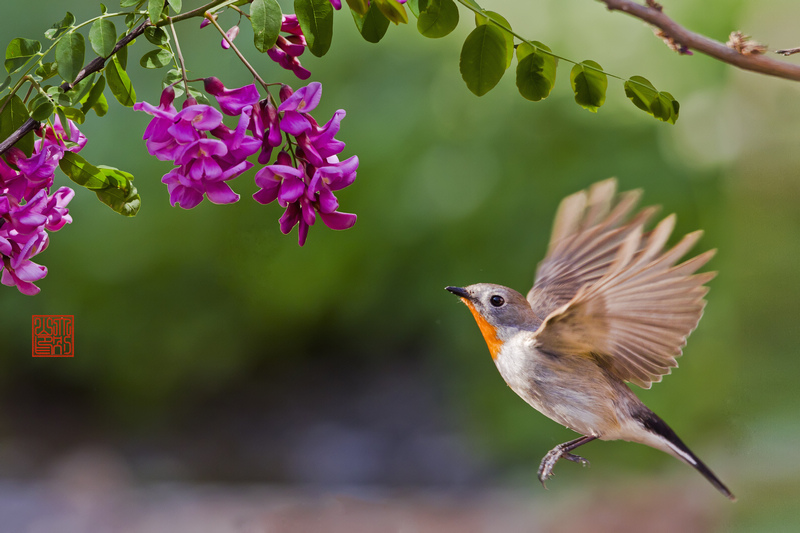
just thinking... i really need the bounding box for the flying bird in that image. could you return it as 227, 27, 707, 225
446, 179, 734, 500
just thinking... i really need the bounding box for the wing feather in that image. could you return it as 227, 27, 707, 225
529, 180, 716, 388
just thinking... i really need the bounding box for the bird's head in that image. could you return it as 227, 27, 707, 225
446, 284, 538, 359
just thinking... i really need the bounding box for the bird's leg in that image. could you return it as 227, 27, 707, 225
538, 435, 597, 488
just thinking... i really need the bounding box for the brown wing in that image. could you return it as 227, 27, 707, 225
530, 216, 716, 388
527, 179, 658, 319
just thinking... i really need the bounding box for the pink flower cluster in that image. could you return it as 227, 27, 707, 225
267, 15, 311, 80
252, 82, 357, 246
0, 117, 80, 295
134, 79, 357, 246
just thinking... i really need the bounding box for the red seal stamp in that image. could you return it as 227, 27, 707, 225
32, 315, 75, 357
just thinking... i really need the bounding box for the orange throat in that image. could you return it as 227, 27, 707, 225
461, 298, 502, 359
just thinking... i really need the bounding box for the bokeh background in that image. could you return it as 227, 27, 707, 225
2, 0, 799, 530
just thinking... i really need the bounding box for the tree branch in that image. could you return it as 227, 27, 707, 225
598, 0, 800, 82
0, 118, 41, 156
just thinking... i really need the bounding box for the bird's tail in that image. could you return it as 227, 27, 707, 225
634, 406, 736, 501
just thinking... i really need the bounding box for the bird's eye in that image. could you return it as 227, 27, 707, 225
490, 295, 505, 307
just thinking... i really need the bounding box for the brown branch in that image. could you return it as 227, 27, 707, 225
60, 22, 149, 92
776, 47, 800, 57
598, 0, 800, 81
0, 118, 41, 156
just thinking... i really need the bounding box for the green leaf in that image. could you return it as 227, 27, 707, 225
168, 0, 182, 13
93, 92, 109, 116
624, 76, 679, 124
65, 73, 96, 105
80, 75, 106, 114
45, 12, 76, 40
417, 0, 459, 39
61, 106, 86, 124
405, 0, 419, 17
459, 0, 481, 10
45, 85, 72, 107
352, 2, 390, 43
250, 0, 282, 53
124, 13, 137, 29
89, 18, 117, 57
162, 68, 183, 96
475, 11, 513, 68
569, 60, 607, 112
140, 48, 173, 68
120, 0, 144, 7
5, 38, 42, 74
59, 151, 107, 189
346, 0, 369, 16
295, 0, 334, 57
29, 96, 55, 121
515, 41, 557, 101
55, 32, 85, 83
0, 76, 10, 92
117, 36, 129, 69
187, 86, 210, 105
144, 26, 169, 47
105, 55, 136, 106
96, 165, 141, 216
0, 96, 34, 156
460, 24, 507, 97
56, 108, 69, 133
148, 0, 166, 23
374, 0, 408, 25
35, 62, 58, 81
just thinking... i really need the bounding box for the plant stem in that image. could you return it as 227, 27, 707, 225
168, 18, 191, 97
205, 12, 270, 91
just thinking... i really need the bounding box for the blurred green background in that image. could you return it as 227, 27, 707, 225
2, 0, 800, 530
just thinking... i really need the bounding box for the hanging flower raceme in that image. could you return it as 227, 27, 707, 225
267, 15, 311, 80
0, 117, 79, 295
134, 78, 357, 246
252, 82, 358, 246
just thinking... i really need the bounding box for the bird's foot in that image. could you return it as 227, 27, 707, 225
537, 440, 593, 488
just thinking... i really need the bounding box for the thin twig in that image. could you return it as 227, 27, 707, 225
597, 0, 800, 81
205, 13, 270, 90
775, 47, 800, 57
0, 118, 40, 155
169, 18, 191, 96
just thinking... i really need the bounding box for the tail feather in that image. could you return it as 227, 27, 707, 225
633, 407, 736, 501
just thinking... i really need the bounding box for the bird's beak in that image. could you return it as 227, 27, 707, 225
445, 286, 471, 299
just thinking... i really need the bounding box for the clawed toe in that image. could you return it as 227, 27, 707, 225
536, 436, 597, 488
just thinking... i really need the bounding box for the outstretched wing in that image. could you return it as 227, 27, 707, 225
530, 213, 716, 389
527, 179, 658, 319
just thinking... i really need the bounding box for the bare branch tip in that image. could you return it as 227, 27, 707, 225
775, 47, 800, 57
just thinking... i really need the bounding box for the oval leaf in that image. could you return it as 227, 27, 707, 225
96, 165, 141, 216
460, 24, 507, 97
624, 76, 679, 124
148, 0, 166, 23
105, 55, 136, 106
569, 60, 607, 112
59, 151, 107, 189
89, 18, 117, 57
140, 48, 173, 68
168, 0, 182, 13
0, 95, 34, 155
45, 12, 76, 40
417, 0, 459, 39
347, 0, 370, 16
5, 38, 42, 74
144, 27, 169, 47
251, 0, 282, 53
475, 11, 513, 68
352, 2, 390, 43
55, 32, 85, 83
295, 0, 334, 57
80, 75, 106, 114
515, 41, 557, 101
374, 0, 408, 25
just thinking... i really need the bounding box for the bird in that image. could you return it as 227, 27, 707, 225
446, 178, 735, 500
